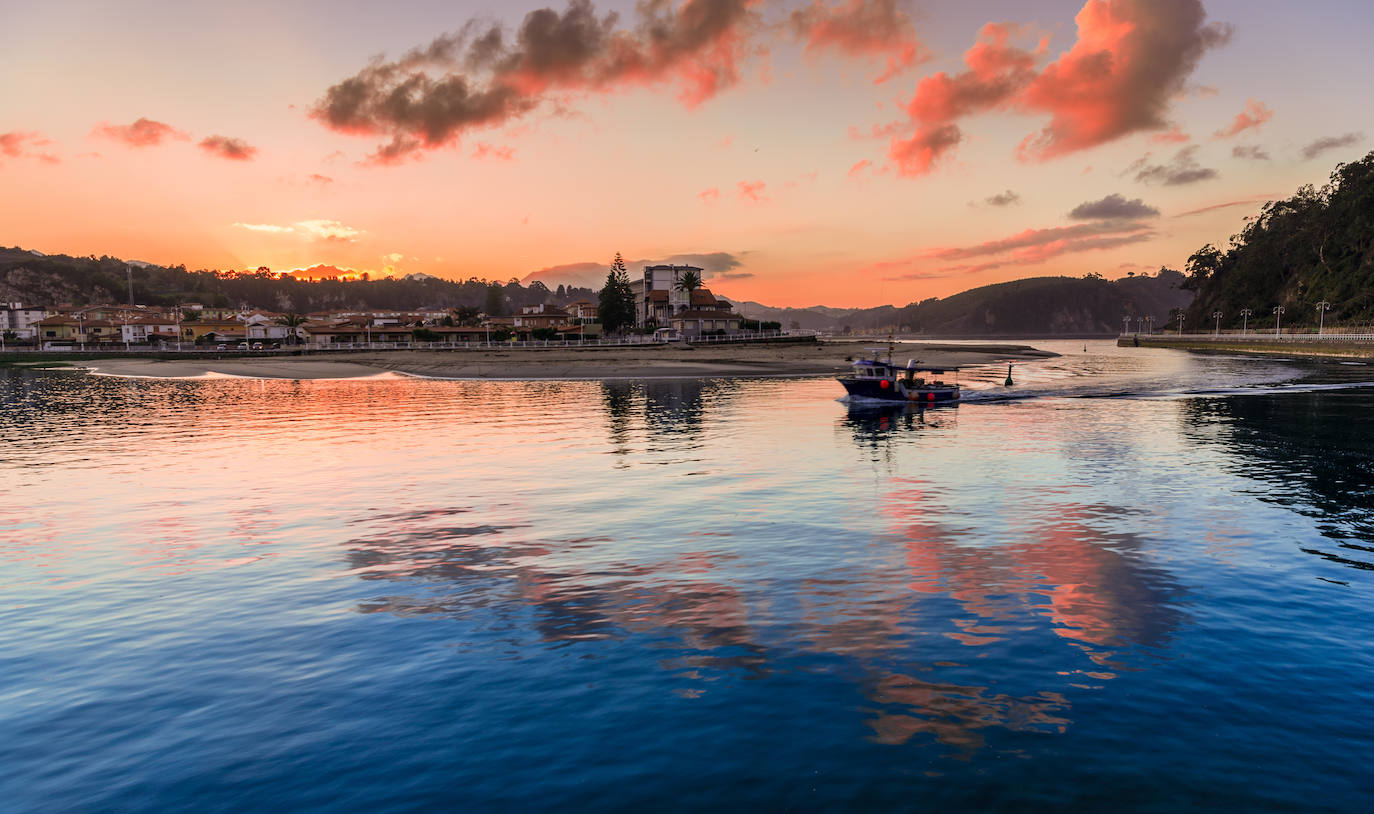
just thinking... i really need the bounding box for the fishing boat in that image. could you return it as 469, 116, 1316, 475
838, 346, 961, 405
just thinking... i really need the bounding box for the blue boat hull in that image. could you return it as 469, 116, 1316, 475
839, 378, 960, 403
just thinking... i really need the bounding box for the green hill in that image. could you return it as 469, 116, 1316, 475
1182, 151, 1374, 329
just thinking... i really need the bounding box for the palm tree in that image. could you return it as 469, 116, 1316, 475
674, 268, 703, 294
275, 312, 307, 345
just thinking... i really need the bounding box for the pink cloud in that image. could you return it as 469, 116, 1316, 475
313, 0, 764, 163
847, 159, 872, 178
878, 1, 1231, 174
736, 180, 767, 202
1149, 126, 1190, 145
1213, 99, 1273, 139
698, 187, 720, 204
1015, 0, 1231, 161
790, 0, 928, 83
471, 142, 516, 161
91, 117, 189, 147
0, 131, 59, 164
199, 135, 257, 161
888, 123, 962, 176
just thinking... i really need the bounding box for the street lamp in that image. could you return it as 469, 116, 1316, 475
1239, 308, 1253, 335
1212, 310, 1223, 337
1122, 315, 1131, 335
1316, 301, 1331, 336
1176, 311, 1185, 335
1273, 305, 1285, 337
1136, 316, 1144, 333
1145, 315, 1153, 334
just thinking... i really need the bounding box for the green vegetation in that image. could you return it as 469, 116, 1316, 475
1183, 150, 1374, 328
598, 253, 636, 335
0, 249, 596, 314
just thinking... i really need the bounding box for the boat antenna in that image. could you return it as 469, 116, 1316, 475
887, 334, 894, 365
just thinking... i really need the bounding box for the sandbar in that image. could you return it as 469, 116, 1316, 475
80, 340, 1056, 381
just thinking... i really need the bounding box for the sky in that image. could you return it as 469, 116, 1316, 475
2, 0, 1371, 308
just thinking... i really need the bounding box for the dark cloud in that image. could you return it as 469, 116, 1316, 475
1130, 145, 1217, 185
985, 189, 1021, 207
1300, 132, 1364, 161
1231, 144, 1269, 161
521, 250, 746, 288
91, 118, 189, 147
789, 0, 926, 83
199, 135, 258, 161
1068, 193, 1160, 220
313, 0, 760, 164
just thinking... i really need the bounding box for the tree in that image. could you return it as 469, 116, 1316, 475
484, 282, 505, 316
599, 252, 636, 334
1183, 245, 1222, 291
674, 268, 703, 294
275, 312, 307, 345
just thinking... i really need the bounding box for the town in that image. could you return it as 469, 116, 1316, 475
1, 264, 767, 351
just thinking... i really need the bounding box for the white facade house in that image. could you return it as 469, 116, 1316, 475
630, 265, 700, 327
1, 303, 46, 339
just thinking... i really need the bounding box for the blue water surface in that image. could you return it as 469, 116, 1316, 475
2, 341, 1372, 811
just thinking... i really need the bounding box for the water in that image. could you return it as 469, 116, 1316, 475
3, 341, 1373, 811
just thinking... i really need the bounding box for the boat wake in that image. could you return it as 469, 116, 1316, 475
959, 380, 1374, 403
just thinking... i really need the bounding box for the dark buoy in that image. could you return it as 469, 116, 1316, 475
1004, 363, 1014, 387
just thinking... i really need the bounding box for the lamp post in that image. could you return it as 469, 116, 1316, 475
76, 311, 85, 351
1176, 311, 1185, 335
1122, 315, 1131, 335
1273, 305, 1285, 337
1136, 316, 1144, 334
1146, 315, 1153, 334
119, 309, 131, 351
1239, 308, 1253, 335
1212, 310, 1223, 337
1316, 301, 1331, 336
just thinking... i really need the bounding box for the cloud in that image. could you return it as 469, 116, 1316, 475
91, 117, 189, 147
232, 219, 364, 242
1148, 126, 1189, 145
985, 189, 1021, 206
789, 0, 927, 83
199, 135, 257, 161
312, 0, 763, 164
307, 173, 335, 184
471, 142, 516, 161
1212, 99, 1273, 139
889, 122, 962, 176
926, 219, 1153, 264
1172, 196, 1273, 218
0, 131, 59, 164
1301, 132, 1364, 161
737, 179, 767, 201
1130, 145, 1217, 185
521, 250, 746, 288
1231, 144, 1269, 161
879, 1, 1229, 174
698, 187, 720, 204
847, 158, 872, 177
714, 270, 755, 280
1015, 0, 1231, 161
1068, 193, 1159, 220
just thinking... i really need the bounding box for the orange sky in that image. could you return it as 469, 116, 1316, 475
1, 0, 1371, 307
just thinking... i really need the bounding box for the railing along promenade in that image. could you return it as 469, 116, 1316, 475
1121, 331, 1374, 342
6, 330, 813, 355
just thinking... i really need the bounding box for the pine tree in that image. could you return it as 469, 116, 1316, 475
599, 252, 636, 334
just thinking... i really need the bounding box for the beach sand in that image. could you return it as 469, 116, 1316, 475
82, 340, 1056, 381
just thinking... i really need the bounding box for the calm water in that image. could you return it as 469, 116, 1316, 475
3, 341, 1373, 811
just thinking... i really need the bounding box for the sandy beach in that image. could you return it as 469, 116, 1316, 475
78, 340, 1056, 380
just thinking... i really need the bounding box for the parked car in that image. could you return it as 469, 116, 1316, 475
237, 342, 249, 350
251, 343, 263, 350
216, 343, 227, 350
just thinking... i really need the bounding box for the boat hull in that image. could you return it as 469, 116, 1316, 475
838, 378, 960, 404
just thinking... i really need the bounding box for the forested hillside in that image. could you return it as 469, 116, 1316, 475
1182, 151, 1374, 329
0, 248, 594, 314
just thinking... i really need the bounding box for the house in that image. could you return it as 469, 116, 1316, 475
629, 264, 701, 327
1, 303, 46, 339
566, 300, 598, 321
668, 289, 742, 337
512, 305, 571, 331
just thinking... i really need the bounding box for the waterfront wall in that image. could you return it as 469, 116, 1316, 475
1118, 333, 1374, 359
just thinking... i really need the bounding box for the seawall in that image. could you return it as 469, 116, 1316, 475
1118, 335, 1374, 360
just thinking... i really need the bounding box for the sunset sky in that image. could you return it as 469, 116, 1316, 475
2, 0, 1371, 307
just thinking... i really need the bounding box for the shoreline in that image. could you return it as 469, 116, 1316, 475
1120, 336, 1374, 361
25, 341, 1058, 381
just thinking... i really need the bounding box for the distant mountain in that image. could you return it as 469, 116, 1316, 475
730, 272, 1190, 336
1182, 150, 1374, 329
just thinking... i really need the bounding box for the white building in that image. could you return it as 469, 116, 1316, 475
1, 303, 47, 339
629, 265, 701, 327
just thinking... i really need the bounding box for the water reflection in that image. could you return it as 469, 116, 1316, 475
1182, 392, 1374, 570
